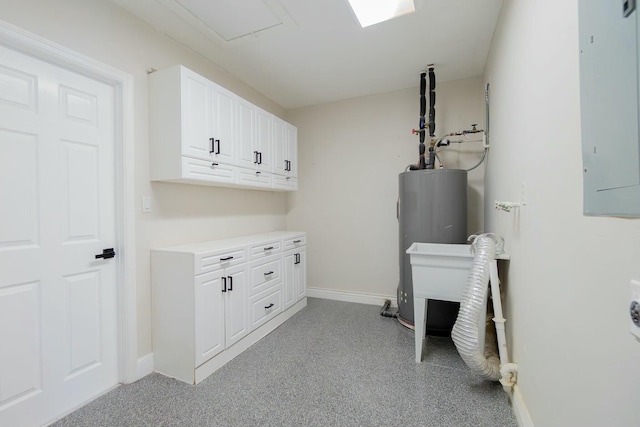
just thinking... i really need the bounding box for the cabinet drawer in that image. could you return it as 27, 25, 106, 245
195, 247, 247, 275
249, 286, 282, 331
250, 255, 281, 296
237, 168, 273, 189
249, 239, 281, 260
182, 157, 237, 185
283, 234, 305, 251
273, 175, 297, 191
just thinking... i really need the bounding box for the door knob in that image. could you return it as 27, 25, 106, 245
95, 248, 116, 259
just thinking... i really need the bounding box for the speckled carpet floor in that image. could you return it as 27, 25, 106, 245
51, 298, 517, 427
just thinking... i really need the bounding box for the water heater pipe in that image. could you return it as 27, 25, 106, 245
451, 233, 517, 392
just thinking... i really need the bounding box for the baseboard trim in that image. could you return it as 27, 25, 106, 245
511, 384, 534, 427
306, 287, 397, 307
135, 353, 154, 382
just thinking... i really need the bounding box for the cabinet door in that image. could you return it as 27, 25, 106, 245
224, 263, 249, 348
236, 98, 257, 169
181, 69, 212, 161
295, 248, 306, 300
273, 116, 287, 176
255, 107, 273, 173
283, 251, 297, 309
286, 123, 298, 178
194, 270, 225, 367
211, 83, 236, 165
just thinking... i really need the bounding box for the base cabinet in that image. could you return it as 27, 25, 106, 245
152, 231, 306, 384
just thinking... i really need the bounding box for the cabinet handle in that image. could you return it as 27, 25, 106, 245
263, 246, 274, 251
220, 256, 234, 261
258, 152, 263, 164
254, 151, 259, 164
286, 177, 291, 180
228, 275, 233, 291
294, 253, 300, 264
293, 239, 302, 244
265, 303, 274, 310
256, 171, 261, 175
210, 138, 221, 154
222, 276, 227, 293
211, 163, 218, 167
264, 271, 274, 276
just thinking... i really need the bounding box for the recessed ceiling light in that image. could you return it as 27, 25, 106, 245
347, 0, 415, 28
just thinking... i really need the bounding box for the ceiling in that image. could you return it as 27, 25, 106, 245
110, 0, 503, 109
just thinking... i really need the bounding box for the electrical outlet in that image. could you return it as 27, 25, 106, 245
630, 280, 640, 339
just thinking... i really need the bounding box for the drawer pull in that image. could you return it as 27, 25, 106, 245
220, 256, 234, 261
293, 239, 302, 244
265, 303, 274, 310
263, 246, 274, 251
221, 277, 227, 293
228, 275, 233, 291
264, 271, 274, 276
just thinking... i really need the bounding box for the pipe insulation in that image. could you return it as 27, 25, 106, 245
451, 233, 502, 381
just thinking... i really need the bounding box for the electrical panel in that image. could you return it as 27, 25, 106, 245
579, 0, 640, 216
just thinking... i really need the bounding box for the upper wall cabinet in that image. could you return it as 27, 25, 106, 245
273, 116, 298, 190
149, 65, 298, 191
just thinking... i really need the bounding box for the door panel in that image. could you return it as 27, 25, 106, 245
0, 281, 42, 407
64, 271, 102, 378
62, 140, 99, 241
0, 129, 39, 249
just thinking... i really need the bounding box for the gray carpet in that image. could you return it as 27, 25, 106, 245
52, 298, 517, 427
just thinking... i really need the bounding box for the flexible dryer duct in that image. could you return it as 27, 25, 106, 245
451, 234, 501, 380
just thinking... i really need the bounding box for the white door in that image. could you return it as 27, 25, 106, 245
0, 45, 118, 426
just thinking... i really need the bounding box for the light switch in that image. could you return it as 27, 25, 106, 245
142, 196, 151, 213
630, 280, 640, 339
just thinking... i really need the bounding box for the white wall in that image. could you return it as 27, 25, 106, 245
0, 0, 288, 357
286, 78, 486, 299
484, 1, 640, 426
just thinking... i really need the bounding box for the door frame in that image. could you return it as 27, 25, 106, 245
0, 20, 138, 384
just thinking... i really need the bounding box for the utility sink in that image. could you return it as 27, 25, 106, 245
406, 242, 474, 302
